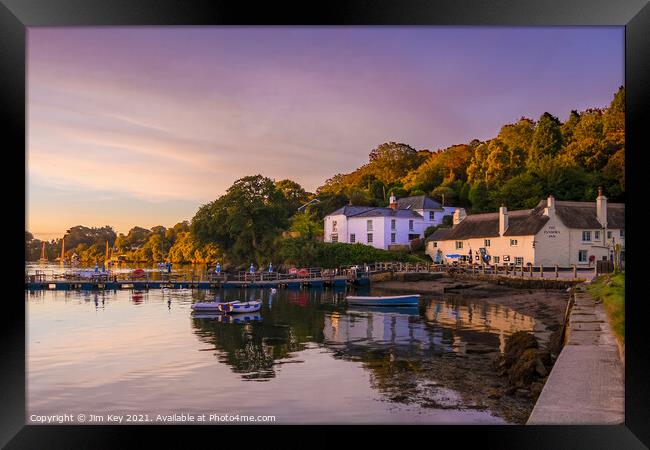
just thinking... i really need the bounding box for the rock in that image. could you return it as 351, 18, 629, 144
515, 388, 530, 398
487, 388, 502, 399
508, 348, 539, 387
535, 358, 548, 377
530, 382, 544, 397
503, 331, 539, 367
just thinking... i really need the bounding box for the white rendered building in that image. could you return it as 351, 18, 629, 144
426, 189, 625, 267
323, 194, 458, 250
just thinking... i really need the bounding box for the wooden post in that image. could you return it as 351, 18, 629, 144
573, 264, 577, 279
555, 265, 558, 278
529, 264, 533, 277
540, 265, 544, 277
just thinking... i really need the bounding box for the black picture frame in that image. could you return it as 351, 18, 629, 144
1, 0, 648, 448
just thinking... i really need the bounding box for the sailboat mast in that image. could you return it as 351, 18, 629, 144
61, 238, 65, 264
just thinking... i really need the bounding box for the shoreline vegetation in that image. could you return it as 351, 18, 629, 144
587, 272, 625, 351
27, 87, 624, 271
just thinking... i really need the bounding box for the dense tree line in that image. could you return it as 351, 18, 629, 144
27, 87, 624, 268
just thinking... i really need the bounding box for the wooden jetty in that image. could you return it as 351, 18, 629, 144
25, 260, 598, 291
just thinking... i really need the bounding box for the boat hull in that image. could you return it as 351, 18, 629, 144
222, 301, 262, 314
345, 295, 420, 306
191, 301, 240, 312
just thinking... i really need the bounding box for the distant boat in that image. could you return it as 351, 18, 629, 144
38, 242, 48, 263
219, 300, 262, 314
345, 294, 421, 306
191, 300, 240, 312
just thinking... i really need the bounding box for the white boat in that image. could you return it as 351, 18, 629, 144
345, 294, 421, 306
218, 313, 262, 323
220, 300, 262, 314
191, 300, 240, 312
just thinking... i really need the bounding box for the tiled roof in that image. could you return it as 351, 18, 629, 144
396, 195, 443, 211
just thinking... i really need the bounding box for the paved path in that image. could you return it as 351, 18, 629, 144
527, 287, 624, 424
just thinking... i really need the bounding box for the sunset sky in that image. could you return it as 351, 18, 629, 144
27, 27, 623, 240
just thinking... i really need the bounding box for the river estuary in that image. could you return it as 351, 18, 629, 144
26, 266, 558, 425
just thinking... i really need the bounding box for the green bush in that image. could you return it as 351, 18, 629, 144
278, 238, 426, 268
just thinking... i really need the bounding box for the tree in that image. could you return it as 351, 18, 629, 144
529, 112, 563, 161
367, 142, 423, 185
289, 211, 323, 240
191, 175, 289, 266
468, 182, 491, 212
275, 179, 310, 212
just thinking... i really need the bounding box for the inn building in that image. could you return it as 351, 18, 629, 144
426, 189, 624, 267
324, 194, 458, 250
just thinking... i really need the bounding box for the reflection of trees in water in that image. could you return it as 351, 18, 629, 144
191, 289, 326, 380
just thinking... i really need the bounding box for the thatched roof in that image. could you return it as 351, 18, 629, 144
535, 200, 625, 229
439, 199, 625, 241
440, 209, 544, 240
426, 228, 451, 242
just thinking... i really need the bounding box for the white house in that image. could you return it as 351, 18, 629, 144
323, 194, 458, 250
426, 189, 625, 267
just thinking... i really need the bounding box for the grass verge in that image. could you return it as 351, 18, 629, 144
587, 272, 625, 346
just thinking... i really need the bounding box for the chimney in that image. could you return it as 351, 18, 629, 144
596, 187, 607, 228
452, 208, 466, 226
389, 193, 397, 210
499, 205, 509, 236
544, 194, 555, 216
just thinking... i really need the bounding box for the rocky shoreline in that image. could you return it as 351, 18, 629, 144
371, 277, 570, 424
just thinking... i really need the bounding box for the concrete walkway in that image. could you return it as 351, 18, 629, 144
527, 287, 624, 424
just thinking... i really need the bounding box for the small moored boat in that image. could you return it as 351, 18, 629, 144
219, 300, 262, 314
345, 294, 420, 306
191, 300, 240, 312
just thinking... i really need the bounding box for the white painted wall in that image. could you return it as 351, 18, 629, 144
426, 206, 625, 267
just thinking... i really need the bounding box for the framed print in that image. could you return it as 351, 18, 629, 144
1, 0, 648, 448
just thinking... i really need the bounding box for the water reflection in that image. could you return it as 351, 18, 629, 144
189, 288, 538, 382
27, 286, 540, 423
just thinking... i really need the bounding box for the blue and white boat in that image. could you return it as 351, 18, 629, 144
218, 313, 262, 323
191, 300, 240, 312
219, 300, 262, 314
345, 294, 420, 306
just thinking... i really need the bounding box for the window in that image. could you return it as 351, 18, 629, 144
594, 230, 600, 240
484, 239, 491, 247
331, 234, 338, 243
332, 220, 337, 232
493, 256, 500, 264
429, 211, 435, 221
607, 231, 612, 239
409, 220, 414, 230
391, 233, 396, 243
578, 250, 588, 263
455, 241, 463, 249
514, 257, 524, 265
367, 233, 373, 243
433, 242, 437, 248
582, 231, 591, 242
350, 234, 355, 243
367, 220, 373, 231
391, 219, 396, 230
510, 239, 518, 246
620, 229, 625, 238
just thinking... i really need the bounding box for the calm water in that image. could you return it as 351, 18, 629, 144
26, 265, 547, 424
